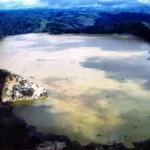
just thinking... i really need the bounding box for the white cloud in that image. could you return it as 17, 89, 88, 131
0, 0, 150, 9
138, 0, 150, 3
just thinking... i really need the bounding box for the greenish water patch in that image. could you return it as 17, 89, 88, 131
13, 97, 48, 107
13, 100, 35, 107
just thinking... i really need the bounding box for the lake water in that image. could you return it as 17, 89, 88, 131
0, 33, 150, 147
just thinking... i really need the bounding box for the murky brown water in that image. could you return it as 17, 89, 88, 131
0, 33, 150, 147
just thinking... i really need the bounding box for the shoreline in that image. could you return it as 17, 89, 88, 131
0, 102, 150, 150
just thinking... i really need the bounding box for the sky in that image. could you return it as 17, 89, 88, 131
0, 0, 150, 9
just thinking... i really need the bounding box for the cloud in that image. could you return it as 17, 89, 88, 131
0, 0, 150, 9
0, 0, 46, 9
40, 0, 150, 8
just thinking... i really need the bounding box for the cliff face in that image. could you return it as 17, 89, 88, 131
0, 69, 48, 102
0, 9, 150, 42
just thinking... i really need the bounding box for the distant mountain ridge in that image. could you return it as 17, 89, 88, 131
0, 8, 150, 42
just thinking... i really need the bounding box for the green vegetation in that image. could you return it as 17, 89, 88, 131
13, 97, 48, 107
0, 9, 150, 42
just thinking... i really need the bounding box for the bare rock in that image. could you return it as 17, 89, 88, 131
0, 69, 48, 102
36, 141, 66, 150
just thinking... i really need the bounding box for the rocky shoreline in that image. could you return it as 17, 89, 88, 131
1, 102, 150, 150
0, 69, 150, 150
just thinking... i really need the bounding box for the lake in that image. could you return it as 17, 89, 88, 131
0, 33, 150, 147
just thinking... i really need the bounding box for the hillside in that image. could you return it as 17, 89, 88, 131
0, 8, 150, 42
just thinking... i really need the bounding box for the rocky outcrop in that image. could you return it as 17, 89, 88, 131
36, 141, 66, 150
0, 69, 48, 102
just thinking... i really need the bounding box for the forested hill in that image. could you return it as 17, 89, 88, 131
0, 8, 150, 42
